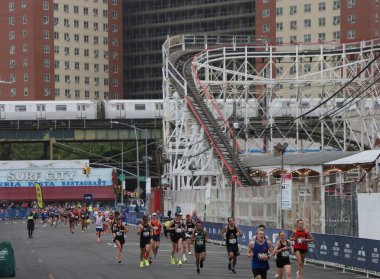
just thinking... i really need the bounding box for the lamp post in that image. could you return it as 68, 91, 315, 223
274, 142, 288, 229
110, 121, 149, 211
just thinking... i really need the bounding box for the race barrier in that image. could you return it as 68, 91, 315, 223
0, 208, 31, 219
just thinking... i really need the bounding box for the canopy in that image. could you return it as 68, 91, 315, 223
324, 150, 380, 165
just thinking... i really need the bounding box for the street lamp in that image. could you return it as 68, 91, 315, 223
274, 142, 288, 229
110, 121, 149, 211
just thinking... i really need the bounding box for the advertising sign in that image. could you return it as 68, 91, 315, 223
281, 173, 292, 210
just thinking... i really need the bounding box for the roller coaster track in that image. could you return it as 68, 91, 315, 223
163, 35, 380, 189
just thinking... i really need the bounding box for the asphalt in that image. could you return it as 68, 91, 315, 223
0, 219, 376, 279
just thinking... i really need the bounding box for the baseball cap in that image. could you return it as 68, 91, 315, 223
152, 213, 157, 216
142, 216, 148, 221
175, 212, 181, 216
186, 214, 190, 217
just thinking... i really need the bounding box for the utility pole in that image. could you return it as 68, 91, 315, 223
274, 142, 288, 229
231, 95, 237, 219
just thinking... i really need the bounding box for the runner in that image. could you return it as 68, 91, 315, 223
111, 216, 128, 263
94, 210, 105, 242
247, 228, 274, 279
27, 212, 35, 238
220, 217, 243, 274
137, 215, 152, 268
184, 214, 195, 257
273, 231, 291, 279
150, 212, 162, 259
290, 219, 315, 279
167, 212, 185, 267
41, 208, 48, 227
68, 207, 76, 234
191, 220, 208, 274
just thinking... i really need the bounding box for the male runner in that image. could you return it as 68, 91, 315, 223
191, 220, 208, 274
167, 212, 185, 267
150, 212, 162, 259
220, 217, 243, 274
137, 215, 152, 267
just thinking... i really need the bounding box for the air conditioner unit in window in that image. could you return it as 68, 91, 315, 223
66, 80, 71, 84
333, 21, 339, 25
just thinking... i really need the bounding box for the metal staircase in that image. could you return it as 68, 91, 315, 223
169, 51, 254, 186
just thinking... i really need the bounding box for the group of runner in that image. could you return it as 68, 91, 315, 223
28, 205, 314, 278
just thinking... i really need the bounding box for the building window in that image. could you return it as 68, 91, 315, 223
104, 65, 109, 73
85, 91, 90, 99
43, 30, 49, 39
94, 64, 99, 72
65, 61, 70, 70
290, 36, 297, 44
55, 88, 60, 97
9, 16, 15, 25
23, 15, 27, 24
44, 59, 50, 68
10, 60, 16, 69
276, 37, 283, 45
54, 60, 59, 69
103, 23, 108, 32
55, 74, 60, 82
24, 73, 28, 82
43, 2, 49, 10
22, 0, 27, 8
84, 49, 89, 57
75, 90, 80, 98
94, 36, 99, 44
333, 31, 341, 40
319, 17, 326, 27
43, 16, 49, 25
95, 91, 99, 99
104, 92, 109, 99
304, 34, 311, 43
9, 31, 15, 40
103, 37, 108, 45
104, 78, 109, 86
24, 88, 28, 96
319, 2, 326, 11
290, 20, 297, 30
112, 11, 118, 19
318, 33, 326, 42
10, 74, 16, 83
44, 88, 50, 96
103, 10, 108, 17
84, 35, 89, 43
64, 4, 69, 13
84, 63, 89, 71
54, 3, 58, 11
333, 16, 340, 25
348, 15, 356, 24
44, 45, 50, 53
75, 62, 80, 70
74, 34, 79, 42
74, 6, 79, 14
23, 30, 27, 39
333, 1, 341, 10
347, 30, 356, 39
113, 65, 118, 73
75, 76, 80, 84
44, 74, 50, 82
112, 39, 118, 46
9, 45, 15, 54
9, 2, 14, 11
290, 5, 297, 15
94, 22, 99, 31
304, 4, 311, 13
112, 0, 118, 4
84, 21, 89, 29
93, 8, 98, 16
54, 46, 59, 54
94, 50, 99, 58
95, 77, 99, 86
23, 58, 28, 68
262, 9, 270, 18
276, 22, 283, 31
65, 75, 70, 83
64, 18, 70, 27
64, 33, 70, 41
304, 19, 311, 28
74, 48, 80, 56
74, 20, 79, 28
348, 0, 356, 8
84, 7, 89, 15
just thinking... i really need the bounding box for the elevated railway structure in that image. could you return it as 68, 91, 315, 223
162, 35, 380, 190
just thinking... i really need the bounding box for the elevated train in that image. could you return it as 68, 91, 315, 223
0, 98, 378, 121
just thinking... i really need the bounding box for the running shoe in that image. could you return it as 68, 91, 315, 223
231, 268, 236, 274
275, 274, 279, 278
118, 260, 121, 264
200, 260, 204, 268
228, 261, 232, 270
296, 271, 300, 279
96, 238, 100, 243
178, 259, 183, 267
197, 268, 200, 274
145, 259, 150, 266
188, 251, 192, 255
140, 261, 144, 268
182, 254, 187, 262
170, 256, 175, 265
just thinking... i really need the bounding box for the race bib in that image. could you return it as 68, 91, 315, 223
153, 226, 158, 230
229, 238, 237, 244
185, 233, 191, 238
281, 251, 289, 257
175, 228, 182, 233
188, 228, 194, 232
116, 232, 122, 236
143, 231, 150, 237
297, 238, 304, 244
196, 240, 204, 245
258, 253, 267, 260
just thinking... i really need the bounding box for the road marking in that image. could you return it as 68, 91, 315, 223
31, 249, 34, 253
38, 259, 42, 263
49, 274, 55, 279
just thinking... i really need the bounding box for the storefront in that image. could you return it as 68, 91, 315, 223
0, 160, 114, 202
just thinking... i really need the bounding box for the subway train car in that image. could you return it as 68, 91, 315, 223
0, 100, 97, 120
103, 99, 164, 119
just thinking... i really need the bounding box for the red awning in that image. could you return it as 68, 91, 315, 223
0, 186, 114, 202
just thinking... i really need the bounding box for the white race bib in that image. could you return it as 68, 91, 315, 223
143, 231, 150, 237
188, 228, 194, 232
281, 251, 289, 257
175, 228, 182, 233
116, 232, 122, 236
153, 226, 158, 230
229, 238, 237, 244
297, 238, 304, 244
196, 240, 204, 245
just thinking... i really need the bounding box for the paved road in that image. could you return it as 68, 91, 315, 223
0, 219, 375, 279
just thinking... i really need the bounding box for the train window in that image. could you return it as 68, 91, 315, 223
15, 105, 26, 112
56, 105, 67, 111
336, 102, 343, 108
135, 104, 145, 110
300, 102, 310, 108
155, 103, 163, 110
